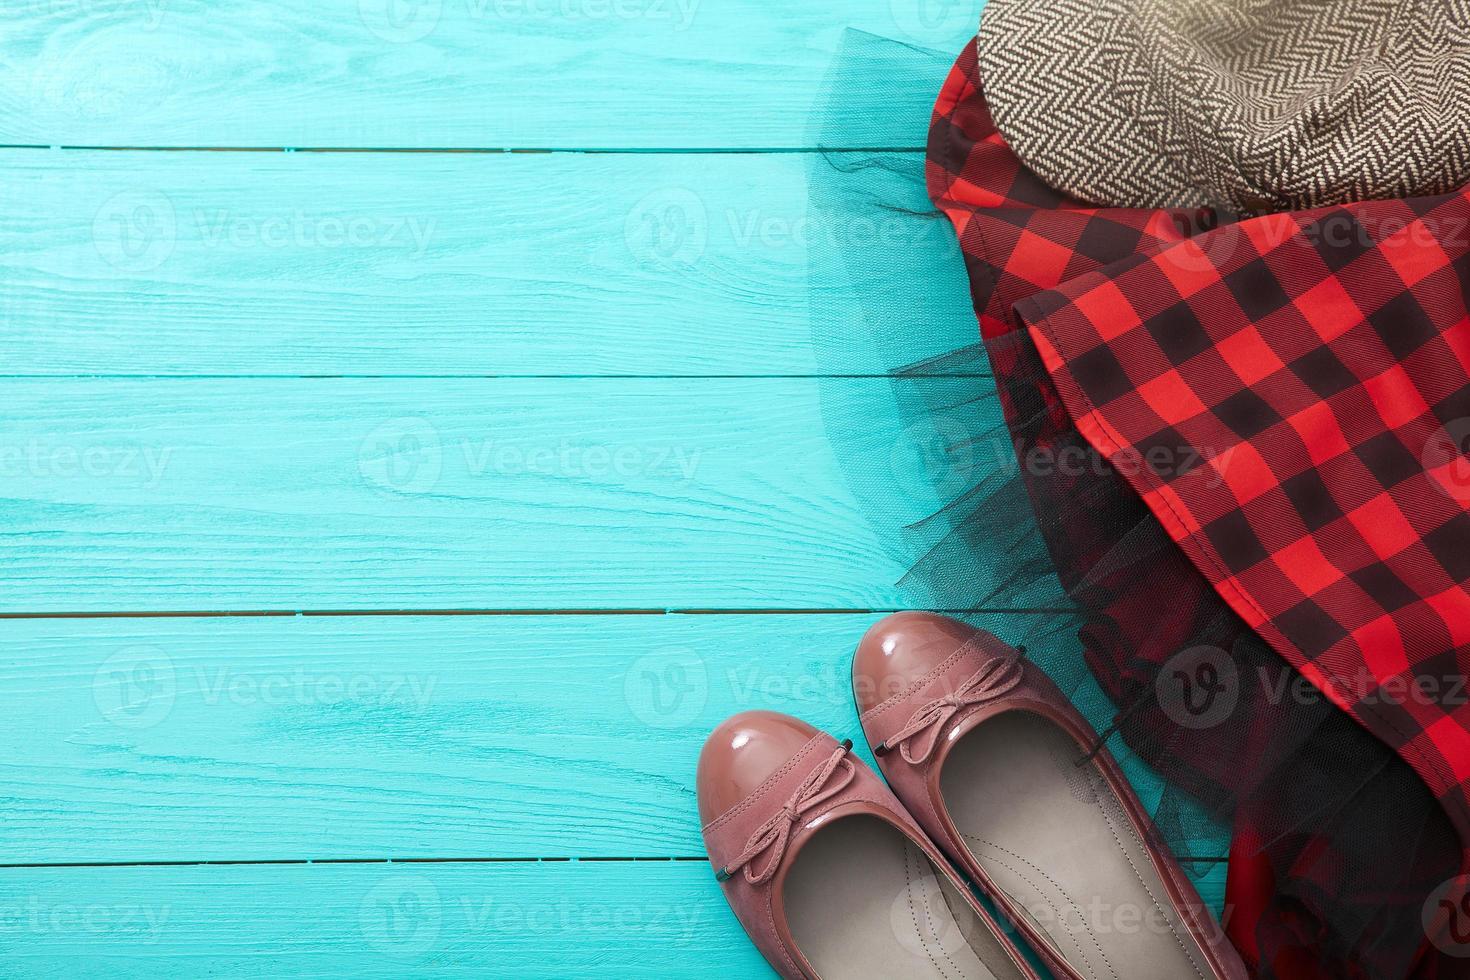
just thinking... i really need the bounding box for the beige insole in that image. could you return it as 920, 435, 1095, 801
783, 814, 1024, 980
941, 711, 1213, 980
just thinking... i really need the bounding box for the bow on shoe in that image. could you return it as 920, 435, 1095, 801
716, 740, 855, 885
876, 648, 1024, 765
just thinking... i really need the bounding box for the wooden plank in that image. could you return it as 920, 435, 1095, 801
1, 1, 977, 149
0, 377, 1061, 612
1, 614, 1227, 863
0, 861, 769, 977
0, 860, 1229, 976
0, 149, 977, 376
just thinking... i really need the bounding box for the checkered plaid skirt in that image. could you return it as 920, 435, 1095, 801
925, 40, 1470, 980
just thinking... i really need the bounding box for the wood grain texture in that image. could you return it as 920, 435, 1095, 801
0, 149, 975, 376
0, 861, 769, 977
1, 3, 1253, 973
1, 0, 977, 149
0, 376, 1061, 612
0, 860, 1229, 977
2, 613, 1232, 863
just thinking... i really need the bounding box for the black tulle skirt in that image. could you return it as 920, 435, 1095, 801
805, 31, 1462, 980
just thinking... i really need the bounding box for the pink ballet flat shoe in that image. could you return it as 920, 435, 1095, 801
699, 709, 1038, 980
854, 613, 1248, 980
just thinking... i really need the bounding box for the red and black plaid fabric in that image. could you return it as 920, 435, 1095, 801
1022, 196, 1470, 841
927, 40, 1470, 979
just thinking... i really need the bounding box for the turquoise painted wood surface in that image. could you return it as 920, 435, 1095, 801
0, 862, 772, 977
0, 613, 1225, 864
0, 862, 1226, 977
4, 0, 1237, 975
0, 377, 1066, 612
1, 1, 976, 148
0, 151, 976, 376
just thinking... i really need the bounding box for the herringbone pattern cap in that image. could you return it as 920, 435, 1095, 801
977, 0, 1470, 212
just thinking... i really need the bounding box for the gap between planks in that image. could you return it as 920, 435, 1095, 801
0, 855, 1228, 870
0, 857, 709, 870
0, 374, 993, 381
4, 145, 927, 155
0, 608, 1078, 620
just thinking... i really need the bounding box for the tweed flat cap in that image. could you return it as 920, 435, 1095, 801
976, 0, 1470, 212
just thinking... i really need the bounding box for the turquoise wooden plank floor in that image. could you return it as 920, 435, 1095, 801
2, 2, 1231, 976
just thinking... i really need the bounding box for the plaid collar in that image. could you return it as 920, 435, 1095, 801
927, 39, 1470, 873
